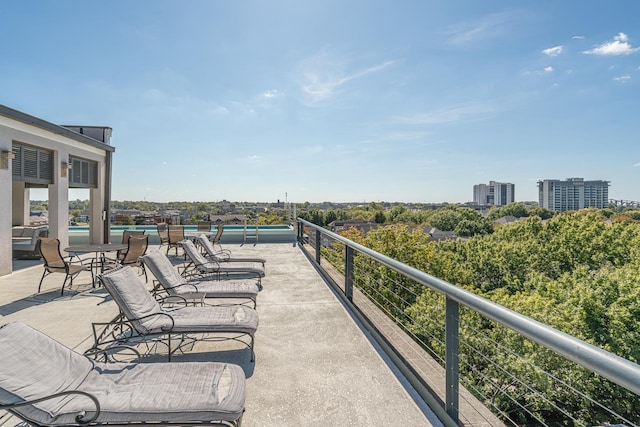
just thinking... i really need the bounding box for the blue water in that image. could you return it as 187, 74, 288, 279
68, 224, 295, 244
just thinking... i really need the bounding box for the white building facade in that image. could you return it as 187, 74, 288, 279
473, 181, 515, 206
537, 178, 609, 212
0, 105, 115, 276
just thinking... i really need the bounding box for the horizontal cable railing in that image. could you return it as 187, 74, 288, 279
297, 218, 640, 427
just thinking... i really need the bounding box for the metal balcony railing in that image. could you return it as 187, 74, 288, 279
296, 218, 640, 427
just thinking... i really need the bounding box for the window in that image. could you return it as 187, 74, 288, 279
69, 156, 98, 188
11, 142, 53, 184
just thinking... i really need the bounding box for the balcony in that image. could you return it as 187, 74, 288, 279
2, 221, 639, 426
1, 239, 438, 426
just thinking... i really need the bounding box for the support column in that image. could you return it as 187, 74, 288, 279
48, 151, 69, 249
0, 145, 12, 276
89, 186, 105, 244
11, 182, 28, 226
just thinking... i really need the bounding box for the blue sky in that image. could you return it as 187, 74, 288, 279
2, 1, 639, 204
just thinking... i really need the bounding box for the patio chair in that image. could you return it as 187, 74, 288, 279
104, 235, 149, 281
0, 321, 245, 426
38, 237, 93, 296
116, 230, 145, 261
180, 239, 265, 286
197, 221, 212, 232
93, 266, 258, 361
141, 250, 259, 308
157, 222, 169, 249
197, 234, 266, 268
211, 223, 231, 255
167, 225, 184, 256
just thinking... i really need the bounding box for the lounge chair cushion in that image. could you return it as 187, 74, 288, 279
166, 306, 258, 335
0, 322, 245, 425
142, 250, 186, 290
0, 322, 94, 424
188, 280, 260, 300
99, 266, 170, 334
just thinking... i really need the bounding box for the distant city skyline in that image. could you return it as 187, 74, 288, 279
3, 1, 640, 203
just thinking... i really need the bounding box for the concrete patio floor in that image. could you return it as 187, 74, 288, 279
1, 243, 440, 426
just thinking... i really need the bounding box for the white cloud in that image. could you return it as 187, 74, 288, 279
523, 66, 555, 76
263, 90, 280, 98
613, 75, 631, 83
542, 46, 564, 57
297, 49, 396, 104
583, 32, 640, 56
445, 12, 517, 46
634, 162, 640, 167
572, 35, 585, 40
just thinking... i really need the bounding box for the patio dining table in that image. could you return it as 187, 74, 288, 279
64, 243, 128, 285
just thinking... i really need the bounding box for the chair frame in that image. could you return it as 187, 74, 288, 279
38, 237, 93, 295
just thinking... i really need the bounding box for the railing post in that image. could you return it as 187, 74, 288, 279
296, 220, 303, 246
445, 296, 460, 423
315, 229, 321, 265
345, 246, 354, 301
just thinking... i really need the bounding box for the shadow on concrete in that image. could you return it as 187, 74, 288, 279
0, 288, 110, 316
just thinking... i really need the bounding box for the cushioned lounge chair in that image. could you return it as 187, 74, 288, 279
141, 250, 259, 308
93, 266, 258, 361
197, 234, 266, 268
0, 321, 245, 426
180, 240, 265, 285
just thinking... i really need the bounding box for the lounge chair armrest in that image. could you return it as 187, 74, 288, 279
0, 390, 101, 425
214, 252, 231, 261
127, 312, 175, 332
202, 259, 221, 271
84, 345, 142, 363
160, 295, 189, 306
174, 282, 200, 292
91, 313, 175, 349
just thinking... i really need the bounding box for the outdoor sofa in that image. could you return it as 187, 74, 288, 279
11, 226, 48, 259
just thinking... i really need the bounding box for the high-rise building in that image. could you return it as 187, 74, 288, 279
537, 178, 609, 212
473, 181, 515, 206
